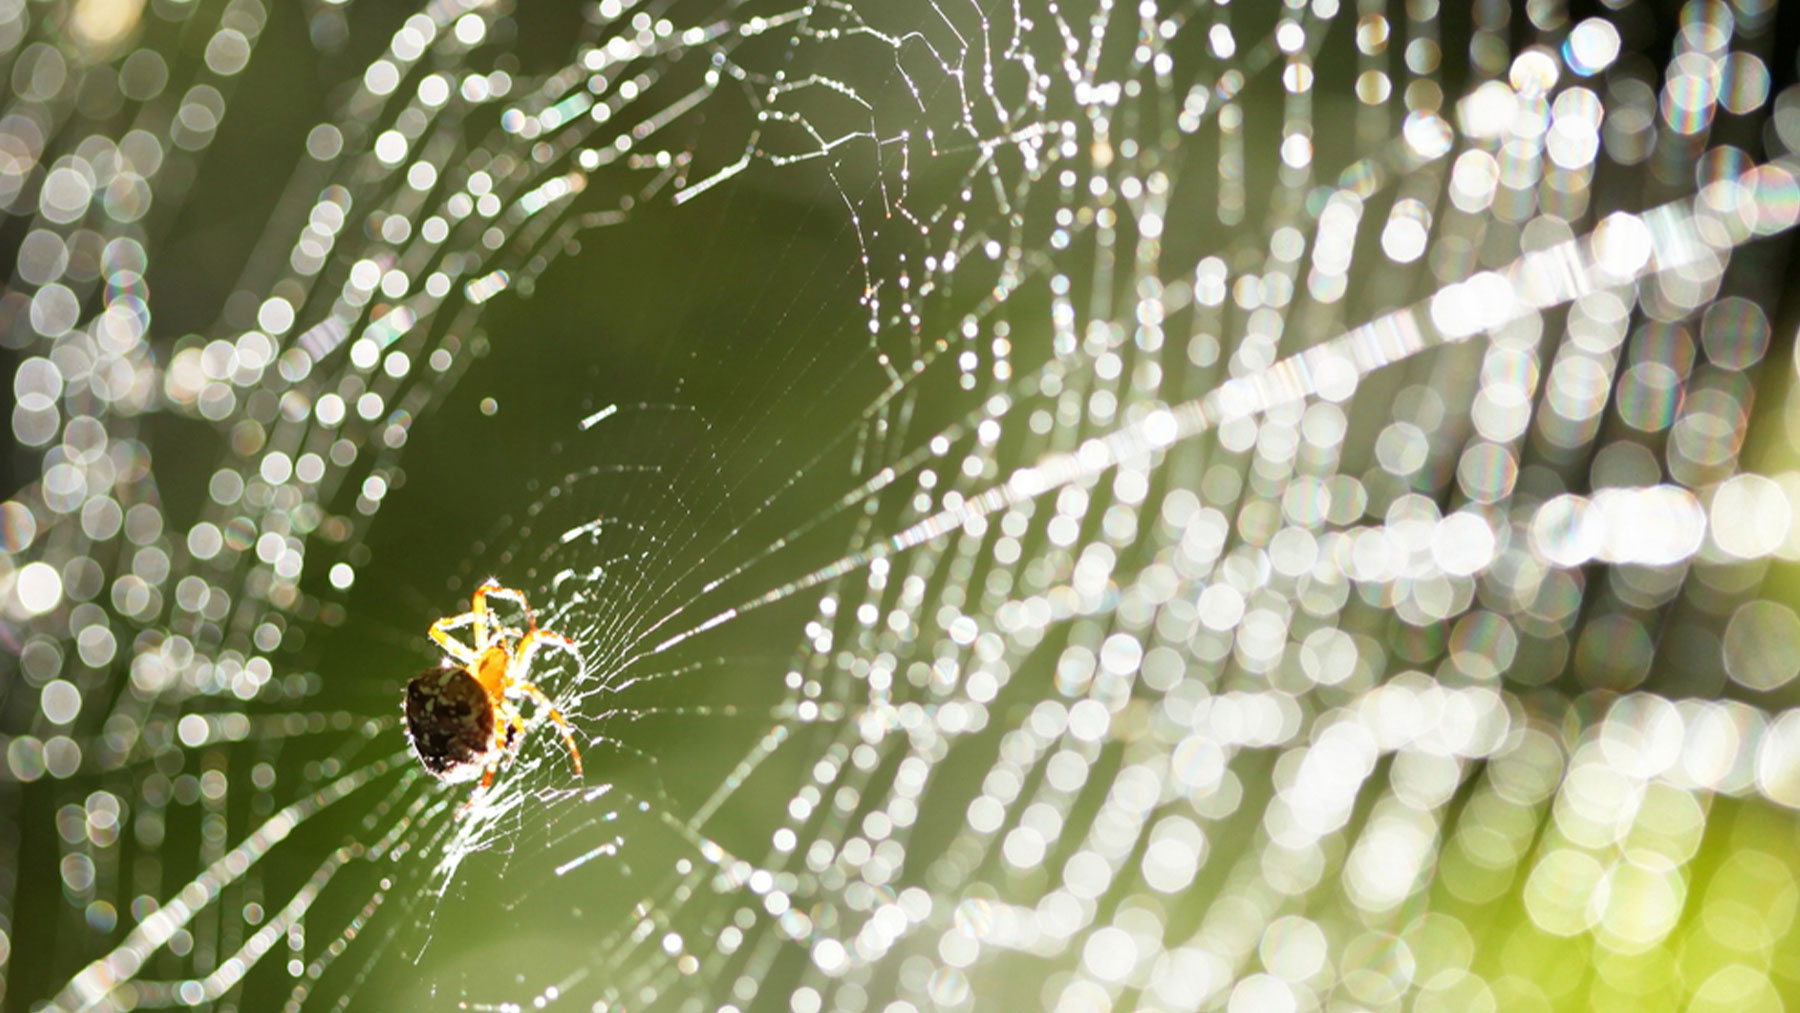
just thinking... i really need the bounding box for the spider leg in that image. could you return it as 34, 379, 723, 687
473, 581, 534, 643
428, 611, 480, 664
513, 628, 582, 679
504, 708, 526, 757
515, 680, 583, 776
468, 579, 503, 649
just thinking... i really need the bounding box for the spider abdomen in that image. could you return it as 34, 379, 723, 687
404, 666, 497, 783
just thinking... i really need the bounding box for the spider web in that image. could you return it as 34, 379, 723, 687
7, 0, 1800, 1010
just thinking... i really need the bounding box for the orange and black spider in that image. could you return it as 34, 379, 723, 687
403, 579, 583, 793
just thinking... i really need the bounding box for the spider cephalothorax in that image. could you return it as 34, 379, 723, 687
403, 580, 583, 792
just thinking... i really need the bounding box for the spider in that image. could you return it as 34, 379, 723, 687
403, 579, 583, 793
